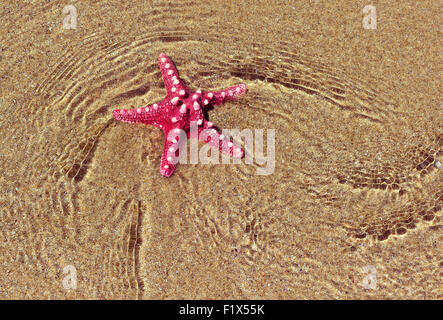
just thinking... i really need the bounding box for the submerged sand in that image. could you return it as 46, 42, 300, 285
0, 0, 441, 299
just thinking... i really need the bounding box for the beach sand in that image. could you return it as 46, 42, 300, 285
0, 0, 441, 299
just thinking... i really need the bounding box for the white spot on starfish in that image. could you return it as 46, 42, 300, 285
171, 97, 179, 104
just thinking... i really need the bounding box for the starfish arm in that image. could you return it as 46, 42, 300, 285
198, 121, 244, 158
202, 83, 247, 107
113, 103, 165, 125
159, 128, 184, 177
158, 53, 187, 96
159, 138, 177, 177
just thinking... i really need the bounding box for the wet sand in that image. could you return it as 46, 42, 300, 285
0, 0, 441, 299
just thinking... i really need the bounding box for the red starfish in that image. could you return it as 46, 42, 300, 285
113, 53, 247, 177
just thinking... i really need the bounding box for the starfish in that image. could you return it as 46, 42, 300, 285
113, 53, 247, 177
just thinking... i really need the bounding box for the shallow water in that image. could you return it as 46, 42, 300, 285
0, 0, 441, 299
